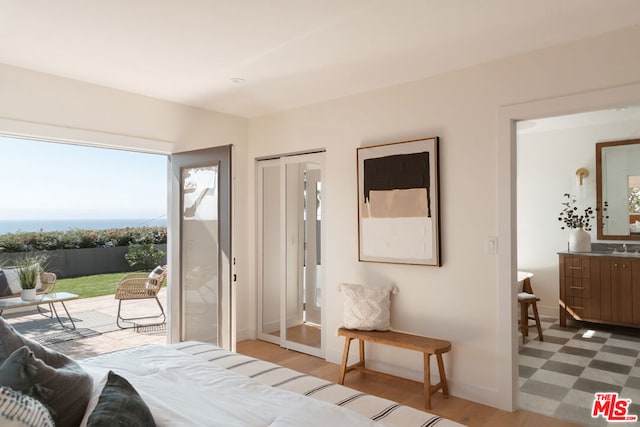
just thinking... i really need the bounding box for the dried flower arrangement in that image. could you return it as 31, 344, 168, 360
558, 193, 605, 231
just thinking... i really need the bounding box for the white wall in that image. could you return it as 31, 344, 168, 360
518, 119, 640, 318
244, 25, 640, 409
0, 62, 250, 345
2, 23, 640, 411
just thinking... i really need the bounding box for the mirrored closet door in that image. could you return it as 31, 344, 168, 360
257, 152, 324, 357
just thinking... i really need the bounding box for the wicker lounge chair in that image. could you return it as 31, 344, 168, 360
114, 265, 167, 329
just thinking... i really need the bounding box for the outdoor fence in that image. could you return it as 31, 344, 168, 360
0, 244, 167, 278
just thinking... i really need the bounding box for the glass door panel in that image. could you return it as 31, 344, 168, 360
259, 162, 281, 342
284, 163, 306, 345
304, 167, 322, 325
181, 165, 219, 343
169, 145, 232, 349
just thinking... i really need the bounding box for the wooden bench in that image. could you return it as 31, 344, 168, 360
337, 327, 451, 410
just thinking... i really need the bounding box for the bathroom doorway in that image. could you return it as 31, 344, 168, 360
515, 106, 640, 426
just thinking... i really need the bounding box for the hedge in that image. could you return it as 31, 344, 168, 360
0, 226, 167, 253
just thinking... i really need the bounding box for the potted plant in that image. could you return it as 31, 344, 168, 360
15, 254, 45, 301
558, 193, 606, 252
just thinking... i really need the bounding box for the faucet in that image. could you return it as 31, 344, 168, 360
623, 244, 628, 252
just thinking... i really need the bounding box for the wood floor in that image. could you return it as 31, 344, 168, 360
236, 340, 581, 427
268, 323, 322, 348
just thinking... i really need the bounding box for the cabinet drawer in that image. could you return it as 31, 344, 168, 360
566, 283, 587, 297
563, 256, 591, 278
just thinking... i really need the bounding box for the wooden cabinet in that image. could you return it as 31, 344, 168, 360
559, 253, 640, 328
559, 254, 592, 326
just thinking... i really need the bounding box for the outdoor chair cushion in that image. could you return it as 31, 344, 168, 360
1, 268, 23, 294
145, 265, 166, 290
148, 266, 164, 279
0, 267, 44, 295
0, 271, 13, 297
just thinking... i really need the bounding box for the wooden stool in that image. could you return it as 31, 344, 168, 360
337, 328, 451, 410
517, 272, 543, 344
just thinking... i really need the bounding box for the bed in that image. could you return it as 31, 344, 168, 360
0, 317, 463, 426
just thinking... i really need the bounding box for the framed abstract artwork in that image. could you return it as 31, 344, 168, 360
357, 137, 440, 266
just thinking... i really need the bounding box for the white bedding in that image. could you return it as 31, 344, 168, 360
79, 345, 382, 427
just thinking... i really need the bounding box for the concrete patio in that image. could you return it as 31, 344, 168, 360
3, 288, 167, 360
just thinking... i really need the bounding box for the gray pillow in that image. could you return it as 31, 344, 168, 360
87, 371, 156, 427
0, 317, 75, 368
0, 346, 36, 393
0, 319, 93, 427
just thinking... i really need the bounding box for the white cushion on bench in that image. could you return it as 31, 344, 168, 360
339, 283, 398, 331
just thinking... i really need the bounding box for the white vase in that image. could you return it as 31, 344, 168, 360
20, 288, 37, 301
569, 227, 591, 252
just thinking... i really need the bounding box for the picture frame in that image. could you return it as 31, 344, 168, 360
357, 137, 440, 266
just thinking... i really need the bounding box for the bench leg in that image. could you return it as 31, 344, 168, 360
424, 353, 450, 410
338, 337, 352, 384
358, 338, 365, 368
436, 353, 449, 396
424, 353, 432, 409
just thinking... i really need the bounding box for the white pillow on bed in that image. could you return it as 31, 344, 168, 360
338, 283, 398, 331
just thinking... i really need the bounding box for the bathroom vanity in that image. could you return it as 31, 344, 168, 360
559, 251, 640, 328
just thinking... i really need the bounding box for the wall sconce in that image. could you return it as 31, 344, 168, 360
576, 168, 589, 186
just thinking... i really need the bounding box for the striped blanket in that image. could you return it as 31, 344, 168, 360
171, 341, 464, 427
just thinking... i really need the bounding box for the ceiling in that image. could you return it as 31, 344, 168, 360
1, 1, 639, 118
518, 105, 640, 134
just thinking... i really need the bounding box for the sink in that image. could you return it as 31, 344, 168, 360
610, 251, 640, 257
582, 250, 640, 256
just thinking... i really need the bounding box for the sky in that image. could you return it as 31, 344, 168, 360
0, 136, 167, 220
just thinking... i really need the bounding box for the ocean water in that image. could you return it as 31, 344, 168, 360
0, 218, 167, 235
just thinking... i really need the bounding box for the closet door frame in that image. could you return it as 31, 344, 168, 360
256, 152, 325, 358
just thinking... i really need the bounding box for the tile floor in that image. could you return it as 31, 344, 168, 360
519, 316, 640, 427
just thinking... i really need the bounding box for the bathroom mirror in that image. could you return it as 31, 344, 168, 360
596, 138, 640, 240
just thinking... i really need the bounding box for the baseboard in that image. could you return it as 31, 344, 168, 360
236, 328, 254, 342
538, 303, 559, 318
325, 346, 509, 410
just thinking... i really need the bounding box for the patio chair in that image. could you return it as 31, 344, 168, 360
36, 270, 58, 317
114, 265, 167, 329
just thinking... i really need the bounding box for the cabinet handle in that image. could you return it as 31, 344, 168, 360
570, 286, 584, 290
568, 266, 583, 270
614, 263, 618, 267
